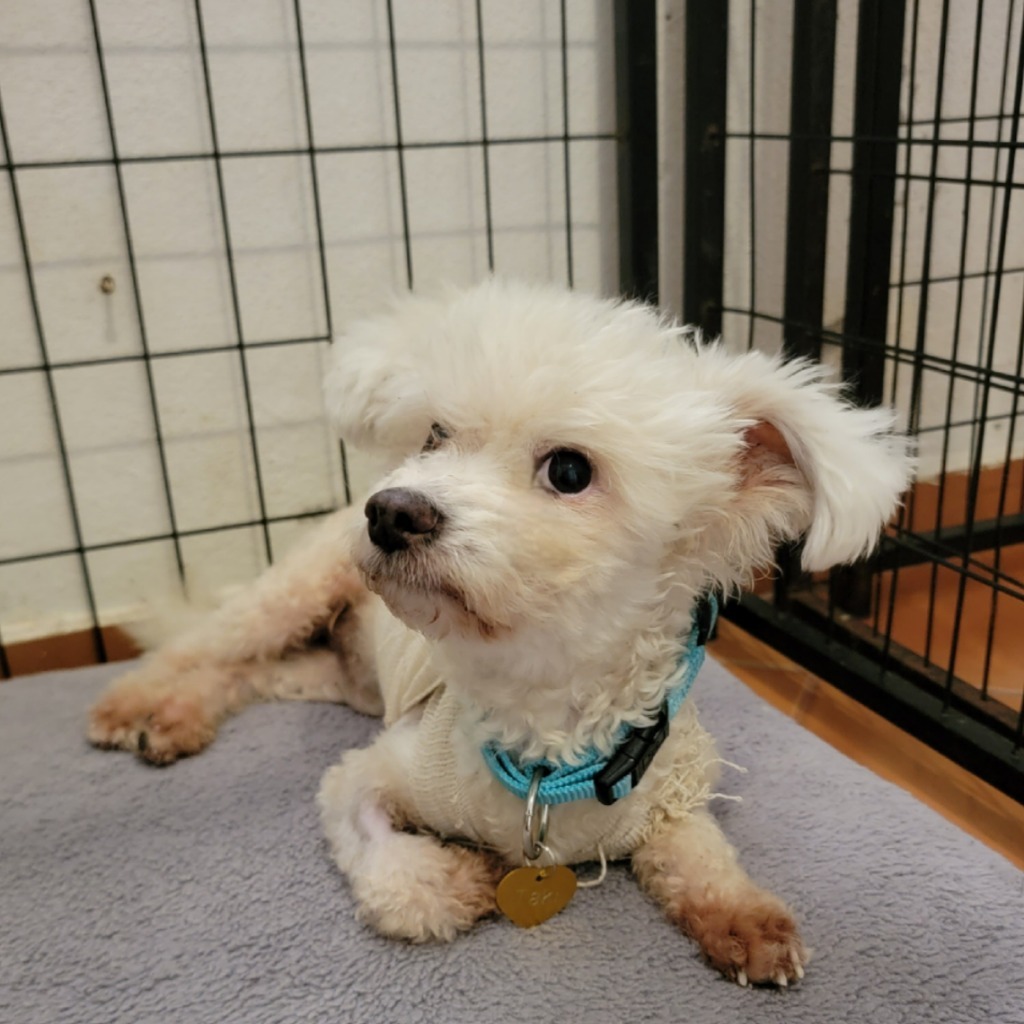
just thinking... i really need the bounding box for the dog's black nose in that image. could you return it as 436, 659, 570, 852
365, 488, 442, 553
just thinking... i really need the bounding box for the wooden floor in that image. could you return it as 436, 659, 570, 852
709, 619, 1024, 871
876, 546, 1024, 713
889, 463, 1024, 712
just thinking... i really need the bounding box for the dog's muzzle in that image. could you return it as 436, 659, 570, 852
365, 488, 443, 553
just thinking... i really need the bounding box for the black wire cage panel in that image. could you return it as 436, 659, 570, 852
0, 1, 658, 678
682, 0, 1024, 802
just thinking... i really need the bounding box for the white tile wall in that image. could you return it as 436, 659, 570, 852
404, 144, 489, 288
96, 0, 212, 159
480, 2, 564, 139
16, 165, 142, 364
121, 159, 234, 353
0, 0, 110, 164
199, 0, 307, 154
316, 149, 407, 319
178, 526, 268, 595
564, 1, 616, 137
53, 361, 173, 547
819, 0, 860, 338
0, 184, 37, 371
0, 0, 618, 643
221, 154, 327, 342
302, 0, 396, 149
0, 371, 77, 560
488, 142, 570, 286
568, 137, 618, 293
87, 540, 183, 626
149, 349, 263, 534
246, 342, 346, 520
0, 556, 90, 639
722, 0, 794, 356
390, 1, 483, 145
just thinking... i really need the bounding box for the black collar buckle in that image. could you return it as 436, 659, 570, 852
593, 703, 670, 806
592, 594, 716, 807
693, 593, 715, 647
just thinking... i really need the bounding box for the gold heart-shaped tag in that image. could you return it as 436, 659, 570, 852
496, 864, 578, 928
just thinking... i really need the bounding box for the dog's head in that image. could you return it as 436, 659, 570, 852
325, 281, 912, 658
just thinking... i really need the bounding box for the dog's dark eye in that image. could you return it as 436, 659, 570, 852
423, 423, 449, 453
541, 449, 593, 495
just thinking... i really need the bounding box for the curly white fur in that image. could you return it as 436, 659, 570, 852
90, 280, 913, 982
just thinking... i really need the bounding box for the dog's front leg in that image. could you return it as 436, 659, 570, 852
89, 507, 380, 763
632, 809, 808, 986
89, 648, 378, 765
318, 722, 503, 942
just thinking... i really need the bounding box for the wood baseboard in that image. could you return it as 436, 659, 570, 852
908, 458, 1023, 531
2, 626, 140, 679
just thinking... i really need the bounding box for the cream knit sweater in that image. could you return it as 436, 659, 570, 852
374, 613, 723, 865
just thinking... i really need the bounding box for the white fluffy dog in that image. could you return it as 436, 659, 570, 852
89, 281, 912, 987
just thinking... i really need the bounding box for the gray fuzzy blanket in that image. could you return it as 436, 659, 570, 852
2, 659, 1022, 1024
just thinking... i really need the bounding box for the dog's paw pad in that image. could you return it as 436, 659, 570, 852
681, 896, 808, 987
88, 677, 217, 765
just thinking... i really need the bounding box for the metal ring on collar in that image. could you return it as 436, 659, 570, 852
522, 767, 550, 863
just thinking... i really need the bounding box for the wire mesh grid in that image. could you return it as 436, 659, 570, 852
0, 0, 649, 676
686, 0, 1024, 796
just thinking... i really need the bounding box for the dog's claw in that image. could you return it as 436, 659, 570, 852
775, 971, 788, 988
794, 960, 805, 980
137, 731, 148, 752
736, 970, 748, 988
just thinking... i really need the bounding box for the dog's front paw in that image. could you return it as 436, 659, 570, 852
87, 667, 221, 765
351, 837, 503, 943
682, 894, 808, 987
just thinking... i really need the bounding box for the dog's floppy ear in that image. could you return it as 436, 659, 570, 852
708, 349, 913, 572
323, 303, 433, 458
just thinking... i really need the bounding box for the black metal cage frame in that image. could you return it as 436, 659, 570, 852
681, 0, 1024, 803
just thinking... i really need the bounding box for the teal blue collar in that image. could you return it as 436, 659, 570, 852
480, 595, 717, 807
